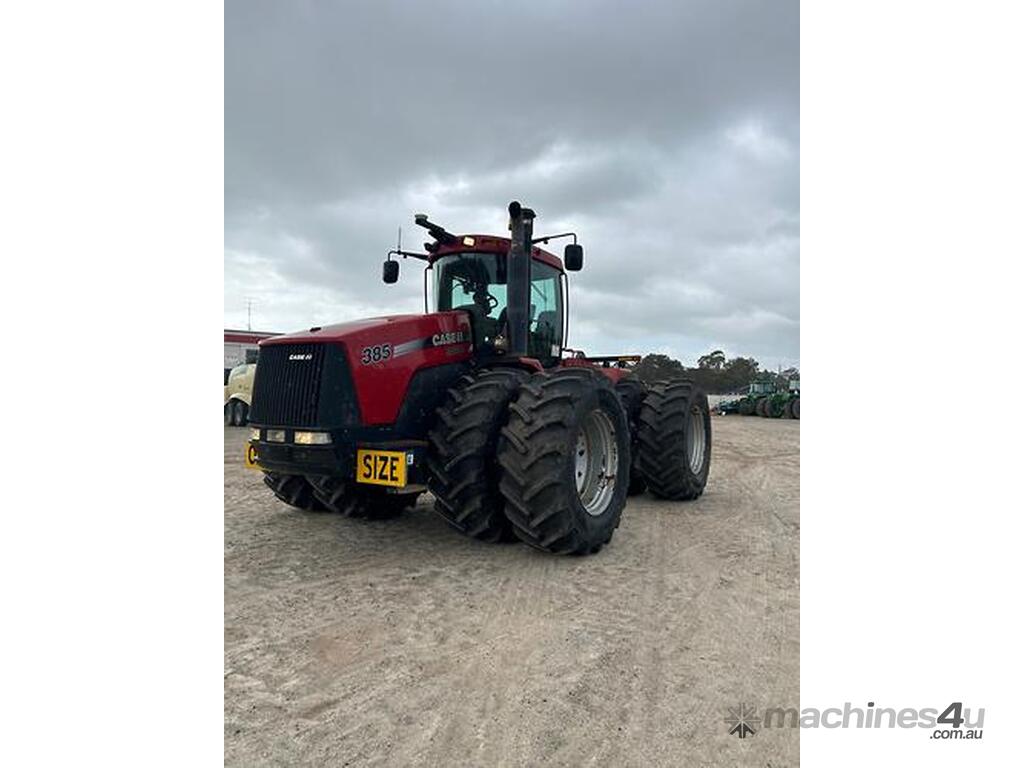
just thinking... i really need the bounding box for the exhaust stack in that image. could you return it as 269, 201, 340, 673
506, 201, 535, 358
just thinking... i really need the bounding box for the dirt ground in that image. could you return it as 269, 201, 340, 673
225, 415, 799, 767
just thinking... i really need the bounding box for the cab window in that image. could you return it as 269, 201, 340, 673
528, 261, 563, 361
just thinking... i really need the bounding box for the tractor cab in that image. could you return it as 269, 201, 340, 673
749, 380, 775, 396
382, 203, 581, 368
432, 250, 563, 364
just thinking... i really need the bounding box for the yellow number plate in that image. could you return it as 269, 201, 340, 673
244, 442, 260, 471
356, 449, 407, 487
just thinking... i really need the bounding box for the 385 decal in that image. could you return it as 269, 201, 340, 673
361, 332, 470, 364
360, 343, 392, 364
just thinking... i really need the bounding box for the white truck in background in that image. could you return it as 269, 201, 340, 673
224, 363, 256, 426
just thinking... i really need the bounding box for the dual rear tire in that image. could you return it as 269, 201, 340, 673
429, 368, 712, 554
426, 367, 632, 554
635, 381, 712, 501
498, 368, 631, 555
614, 377, 649, 496
426, 369, 529, 542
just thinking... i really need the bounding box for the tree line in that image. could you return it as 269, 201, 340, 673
631, 350, 798, 394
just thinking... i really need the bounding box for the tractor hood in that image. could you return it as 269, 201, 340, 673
260, 313, 472, 353
259, 312, 474, 426
262, 314, 432, 344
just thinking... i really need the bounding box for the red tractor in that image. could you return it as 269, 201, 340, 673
247, 202, 711, 555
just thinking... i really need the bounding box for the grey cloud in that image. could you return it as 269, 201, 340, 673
226, 0, 799, 367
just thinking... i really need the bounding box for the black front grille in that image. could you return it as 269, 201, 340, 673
250, 342, 359, 428
250, 343, 324, 426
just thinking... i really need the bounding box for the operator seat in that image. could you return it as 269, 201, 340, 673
496, 303, 536, 337
454, 304, 499, 348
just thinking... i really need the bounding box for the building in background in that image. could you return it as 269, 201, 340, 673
224, 329, 280, 381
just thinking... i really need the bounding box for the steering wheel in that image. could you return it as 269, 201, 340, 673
471, 289, 498, 313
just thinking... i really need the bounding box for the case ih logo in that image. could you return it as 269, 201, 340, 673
432, 331, 468, 346
288, 353, 313, 361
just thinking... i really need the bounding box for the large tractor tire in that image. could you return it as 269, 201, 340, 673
306, 475, 417, 519
791, 397, 800, 420
782, 398, 794, 419
767, 397, 785, 418
755, 397, 769, 417
263, 472, 327, 512
614, 376, 649, 496
497, 368, 631, 555
636, 380, 712, 501
738, 397, 755, 416
426, 368, 529, 542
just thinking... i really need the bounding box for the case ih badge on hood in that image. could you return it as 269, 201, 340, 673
368, 330, 472, 365
431, 330, 468, 346
246, 201, 711, 556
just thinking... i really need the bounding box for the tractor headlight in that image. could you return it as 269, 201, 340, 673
250, 428, 261, 441
266, 429, 286, 443
294, 431, 332, 445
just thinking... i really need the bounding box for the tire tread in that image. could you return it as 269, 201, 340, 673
635, 379, 711, 501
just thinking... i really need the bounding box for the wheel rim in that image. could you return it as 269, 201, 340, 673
574, 409, 619, 517
685, 406, 707, 475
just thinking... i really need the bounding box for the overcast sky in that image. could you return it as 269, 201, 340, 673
225, 0, 798, 369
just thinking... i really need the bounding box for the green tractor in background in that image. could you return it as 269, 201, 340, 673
713, 379, 775, 416
744, 379, 776, 416
717, 375, 800, 420
762, 377, 800, 419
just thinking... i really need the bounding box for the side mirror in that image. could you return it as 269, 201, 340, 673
564, 243, 583, 271
383, 259, 399, 284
